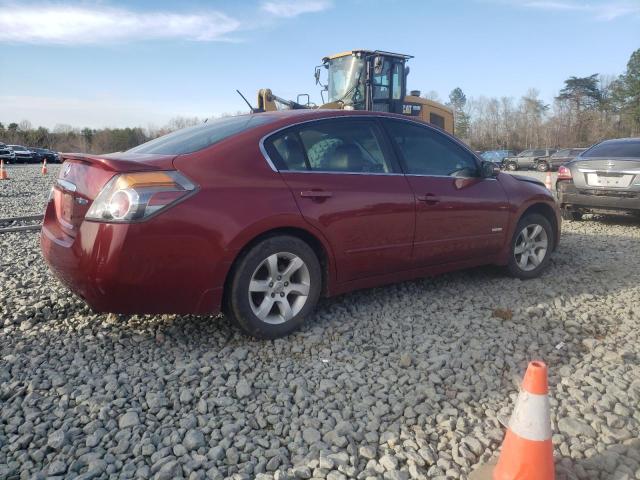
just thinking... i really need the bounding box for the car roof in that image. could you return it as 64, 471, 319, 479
597, 137, 640, 145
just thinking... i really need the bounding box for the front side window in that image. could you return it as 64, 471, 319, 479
266, 119, 392, 173
391, 63, 403, 100
372, 61, 391, 100
519, 150, 533, 157
532, 149, 547, 157
383, 119, 478, 177
553, 149, 570, 157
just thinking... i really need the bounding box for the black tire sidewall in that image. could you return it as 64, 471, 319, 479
507, 213, 554, 279
507, 162, 517, 171
226, 235, 322, 339
537, 161, 549, 172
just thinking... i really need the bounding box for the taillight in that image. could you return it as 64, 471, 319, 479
85, 171, 196, 222
557, 165, 572, 180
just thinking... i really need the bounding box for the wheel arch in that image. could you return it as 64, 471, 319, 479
520, 202, 560, 250
222, 225, 335, 308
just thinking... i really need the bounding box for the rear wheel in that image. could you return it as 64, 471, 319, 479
507, 213, 554, 279
536, 161, 550, 172
225, 235, 321, 339
506, 161, 518, 171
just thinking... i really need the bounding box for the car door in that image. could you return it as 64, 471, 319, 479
263, 117, 415, 283
381, 118, 510, 266
517, 149, 535, 168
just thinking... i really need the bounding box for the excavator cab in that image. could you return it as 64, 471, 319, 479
318, 50, 412, 114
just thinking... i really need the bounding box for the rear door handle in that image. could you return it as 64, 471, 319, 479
416, 193, 440, 205
300, 190, 333, 199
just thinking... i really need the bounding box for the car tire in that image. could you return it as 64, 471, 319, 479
506, 161, 518, 171
536, 161, 550, 172
561, 208, 582, 221
507, 213, 554, 279
225, 235, 322, 339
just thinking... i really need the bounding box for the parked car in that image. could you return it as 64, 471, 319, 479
41, 110, 560, 338
481, 150, 518, 168
7, 145, 34, 163
30, 147, 61, 163
504, 148, 557, 172
545, 148, 586, 171
556, 137, 640, 220
0, 143, 16, 163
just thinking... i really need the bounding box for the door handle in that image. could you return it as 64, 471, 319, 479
416, 193, 440, 205
300, 190, 333, 199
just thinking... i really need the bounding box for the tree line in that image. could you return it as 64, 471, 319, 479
1, 49, 638, 155
447, 48, 639, 151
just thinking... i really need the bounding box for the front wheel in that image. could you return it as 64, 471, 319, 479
507, 214, 554, 279
505, 161, 518, 171
225, 235, 322, 339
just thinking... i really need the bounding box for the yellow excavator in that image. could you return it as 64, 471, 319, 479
253, 49, 454, 134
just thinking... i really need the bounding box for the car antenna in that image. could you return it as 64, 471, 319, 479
236, 89, 258, 113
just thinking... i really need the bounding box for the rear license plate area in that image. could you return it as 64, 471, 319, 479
586, 173, 632, 188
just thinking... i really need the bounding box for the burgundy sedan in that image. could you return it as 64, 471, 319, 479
41, 110, 560, 338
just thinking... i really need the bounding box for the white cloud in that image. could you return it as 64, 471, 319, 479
0, 4, 241, 44
513, 0, 640, 20
261, 0, 332, 18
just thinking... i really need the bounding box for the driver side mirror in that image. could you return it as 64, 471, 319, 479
481, 161, 500, 178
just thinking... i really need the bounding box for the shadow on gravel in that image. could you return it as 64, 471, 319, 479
556, 440, 640, 480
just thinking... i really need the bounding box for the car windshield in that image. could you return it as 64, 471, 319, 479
582, 140, 640, 159
327, 55, 366, 107
128, 115, 274, 155
11, 146, 25, 151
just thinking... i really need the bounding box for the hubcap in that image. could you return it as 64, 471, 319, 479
514, 224, 548, 271
248, 252, 310, 324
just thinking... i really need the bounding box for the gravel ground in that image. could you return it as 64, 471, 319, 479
1, 165, 639, 480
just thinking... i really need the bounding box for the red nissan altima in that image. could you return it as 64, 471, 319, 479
41, 110, 560, 338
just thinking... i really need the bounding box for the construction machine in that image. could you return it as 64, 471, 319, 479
254, 49, 454, 134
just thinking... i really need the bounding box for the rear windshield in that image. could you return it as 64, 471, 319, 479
128, 115, 273, 155
582, 140, 640, 159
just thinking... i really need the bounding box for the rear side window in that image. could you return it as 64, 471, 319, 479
532, 149, 546, 156
583, 141, 640, 158
128, 115, 273, 155
383, 119, 478, 177
266, 119, 393, 173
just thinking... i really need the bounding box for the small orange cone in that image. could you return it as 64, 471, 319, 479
42, 158, 48, 175
0, 159, 8, 180
544, 171, 552, 190
493, 360, 554, 480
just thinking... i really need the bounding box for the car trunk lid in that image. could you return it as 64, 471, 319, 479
54, 152, 176, 236
570, 157, 640, 190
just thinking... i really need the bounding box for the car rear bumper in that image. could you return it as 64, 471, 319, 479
557, 180, 640, 212
40, 201, 226, 315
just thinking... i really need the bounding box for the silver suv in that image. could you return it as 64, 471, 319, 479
0, 143, 16, 163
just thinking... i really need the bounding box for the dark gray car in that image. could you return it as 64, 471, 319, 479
504, 148, 557, 172
556, 138, 640, 220
545, 148, 586, 171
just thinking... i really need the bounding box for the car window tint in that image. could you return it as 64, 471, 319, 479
128, 115, 274, 155
532, 149, 546, 156
270, 132, 309, 171
519, 150, 533, 157
383, 119, 478, 177
583, 141, 640, 158
297, 120, 391, 173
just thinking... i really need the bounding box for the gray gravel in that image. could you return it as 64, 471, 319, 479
1, 165, 639, 480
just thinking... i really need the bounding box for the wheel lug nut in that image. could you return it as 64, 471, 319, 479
284, 282, 289, 286
269, 282, 273, 287
271, 293, 275, 297
280, 292, 285, 297
277, 275, 282, 280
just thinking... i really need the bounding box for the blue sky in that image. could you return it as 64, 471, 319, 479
0, 0, 638, 129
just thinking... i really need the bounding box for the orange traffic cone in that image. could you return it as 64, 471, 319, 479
42, 158, 48, 175
493, 360, 554, 480
544, 171, 552, 190
0, 159, 8, 180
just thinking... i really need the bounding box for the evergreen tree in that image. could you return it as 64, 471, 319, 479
448, 87, 470, 138
612, 48, 640, 130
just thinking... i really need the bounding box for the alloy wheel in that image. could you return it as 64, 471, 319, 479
248, 252, 311, 324
514, 224, 548, 272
